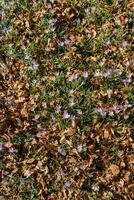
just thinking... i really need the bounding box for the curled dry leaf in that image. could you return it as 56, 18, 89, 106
109, 164, 120, 176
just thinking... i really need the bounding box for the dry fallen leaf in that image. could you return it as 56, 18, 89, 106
0, 197, 5, 200
104, 130, 110, 139
109, 164, 120, 176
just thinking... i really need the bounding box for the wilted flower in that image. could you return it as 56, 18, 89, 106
69, 98, 75, 107
76, 18, 81, 25
104, 49, 110, 55
107, 89, 113, 98
91, 6, 96, 13
122, 41, 128, 47
92, 185, 99, 192
63, 110, 70, 119
69, 89, 74, 94
70, 115, 76, 127
68, 74, 78, 81
25, 54, 31, 60
124, 115, 129, 120
77, 145, 82, 152
77, 109, 82, 115
58, 148, 66, 156
124, 60, 130, 67
112, 29, 117, 34
109, 111, 114, 116
70, 115, 75, 120
59, 41, 65, 47
73, 74, 78, 80
106, 40, 111, 45
54, 71, 60, 76
51, 113, 56, 121
82, 71, 88, 78
8, 43, 13, 48
85, 8, 90, 15
37, 128, 46, 137
56, 105, 61, 112
50, 0, 55, 3
99, 61, 105, 66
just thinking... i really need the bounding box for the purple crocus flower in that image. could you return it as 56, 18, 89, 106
1, 11, 6, 19
77, 145, 82, 152
126, 74, 132, 83
112, 104, 121, 113
68, 75, 74, 82
104, 49, 110, 55
123, 79, 128, 85
3, 142, 9, 148
123, 75, 131, 85
114, 69, 122, 76
0, 144, 3, 152
60, 169, 66, 176
59, 41, 65, 47
96, 107, 106, 117
124, 61, 130, 67
82, 71, 88, 78
63, 110, 70, 119
99, 61, 105, 66
9, 147, 14, 153
103, 69, 112, 78
77, 109, 82, 115
64, 181, 71, 188
93, 70, 101, 77
51, 113, 56, 121
64, 39, 70, 45
124, 100, 132, 108
85, 8, 90, 15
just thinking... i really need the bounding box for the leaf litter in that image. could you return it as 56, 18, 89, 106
0, 0, 133, 199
